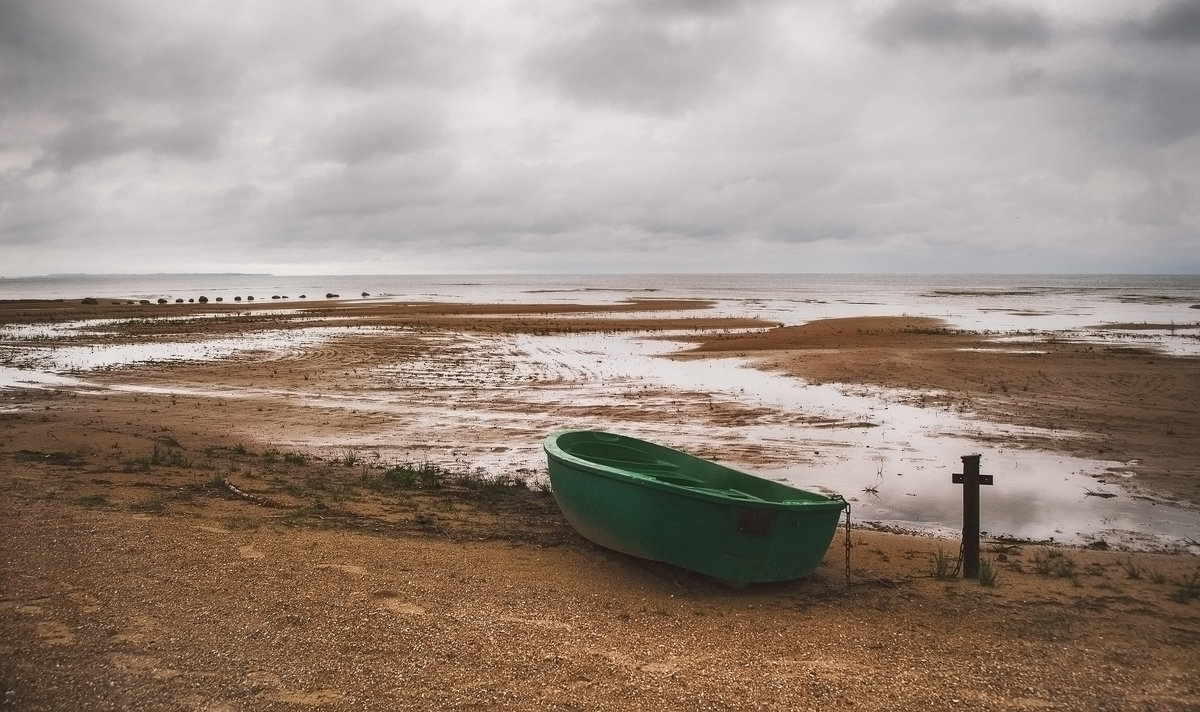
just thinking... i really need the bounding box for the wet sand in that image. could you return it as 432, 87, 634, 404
1, 298, 1199, 710
689, 315, 1200, 505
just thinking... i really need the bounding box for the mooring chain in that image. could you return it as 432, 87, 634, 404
843, 500, 852, 589
832, 494, 852, 590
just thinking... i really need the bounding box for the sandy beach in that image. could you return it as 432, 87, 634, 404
2, 297, 1198, 710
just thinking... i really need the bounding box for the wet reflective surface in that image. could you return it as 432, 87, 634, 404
3, 274, 1198, 550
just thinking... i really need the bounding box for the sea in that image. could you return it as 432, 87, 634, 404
2, 273, 1199, 549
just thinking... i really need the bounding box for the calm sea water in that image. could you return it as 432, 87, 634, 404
4, 272, 1200, 301
3, 273, 1199, 337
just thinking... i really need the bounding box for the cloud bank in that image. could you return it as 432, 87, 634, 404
2, 0, 1197, 275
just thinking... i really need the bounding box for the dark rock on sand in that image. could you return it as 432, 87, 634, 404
198, 296, 209, 303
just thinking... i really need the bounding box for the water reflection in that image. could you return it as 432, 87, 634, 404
2, 315, 1197, 550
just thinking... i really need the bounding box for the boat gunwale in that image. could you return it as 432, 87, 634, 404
544, 430, 845, 512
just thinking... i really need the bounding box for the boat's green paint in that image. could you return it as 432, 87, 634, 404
543, 430, 847, 585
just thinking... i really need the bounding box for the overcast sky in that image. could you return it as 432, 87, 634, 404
2, 0, 1198, 276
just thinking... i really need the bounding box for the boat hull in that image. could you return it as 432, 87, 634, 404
543, 430, 846, 585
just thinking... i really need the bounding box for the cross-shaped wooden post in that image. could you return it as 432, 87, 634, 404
952, 454, 992, 579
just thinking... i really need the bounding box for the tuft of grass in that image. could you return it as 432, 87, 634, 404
1121, 558, 1143, 580
978, 557, 998, 587
339, 449, 359, 467
269, 477, 305, 498
130, 498, 167, 514
152, 444, 193, 468
932, 547, 956, 579
283, 451, 308, 465
461, 471, 528, 492
1033, 547, 1079, 584
1172, 571, 1200, 603
381, 461, 446, 488
126, 444, 193, 470
232, 442, 249, 455
121, 455, 151, 473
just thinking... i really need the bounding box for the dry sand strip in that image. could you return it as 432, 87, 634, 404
1, 458, 1199, 711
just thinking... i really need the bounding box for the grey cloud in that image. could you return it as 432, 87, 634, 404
2, 0, 242, 172
1118, 0, 1200, 45
1120, 179, 1193, 227
1113, 72, 1200, 146
0, 1, 241, 109
315, 12, 471, 90
286, 154, 458, 220
866, 0, 1053, 51
1, 1, 1194, 275
526, 0, 776, 113
1006, 64, 1048, 95
0, 172, 96, 250
36, 111, 226, 171
38, 118, 131, 171
1034, 62, 1200, 147
0, 0, 135, 108
314, 100, 447, 165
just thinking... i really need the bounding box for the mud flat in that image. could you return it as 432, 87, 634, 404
1, 298, 1198, 710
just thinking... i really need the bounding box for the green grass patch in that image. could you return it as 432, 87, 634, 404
122, 444, 193, 471
381, 461, 446, 489
1033, 547, 1079, 585
1121, 558, 1143, 580
931, 547, 956, 579
1173, 571, 1200, 603
978, 557, 998, 587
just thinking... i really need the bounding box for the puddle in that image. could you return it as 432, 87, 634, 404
501, 333, 1200, 548
0, 326, 368, 374
287, 329, 1199, 549
0, 366, 89, 390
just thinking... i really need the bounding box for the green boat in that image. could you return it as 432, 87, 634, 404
543, 430, 848, 585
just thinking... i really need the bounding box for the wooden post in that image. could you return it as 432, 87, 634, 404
952, 454, 992, 579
